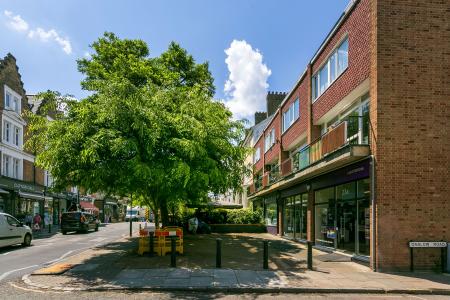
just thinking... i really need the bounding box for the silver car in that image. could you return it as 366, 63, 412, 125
0, 212, 32, 247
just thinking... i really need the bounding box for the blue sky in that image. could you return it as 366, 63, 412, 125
0, 0, 348, 121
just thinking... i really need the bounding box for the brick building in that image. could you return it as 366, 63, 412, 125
0, 54, 77, 224
247, 0, 450, 271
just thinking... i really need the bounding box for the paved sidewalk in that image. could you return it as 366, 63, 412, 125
21, 234, 450, 295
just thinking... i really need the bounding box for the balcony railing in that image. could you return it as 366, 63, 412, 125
287, 116, 369, 176
250, 116, 370, 196
268, 164, 281, 184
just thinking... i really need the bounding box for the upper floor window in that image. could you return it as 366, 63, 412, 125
4, 85, 21, 113
2, 154, 21, 179
282, 98, 299, 133
254, 147, 261, 164
14, 126, 20, 147
3, 121, 11, 143
2, 120, 21, 148
312, 37, 349, 102
264, 128, 276, 152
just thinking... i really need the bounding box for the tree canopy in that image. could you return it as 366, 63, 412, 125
26, 32, 248, 226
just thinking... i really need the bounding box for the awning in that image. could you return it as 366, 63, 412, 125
19, 191, 45, 201
105, 201, 118, 206
80, 201, 99, 212
0, 188, 9, 194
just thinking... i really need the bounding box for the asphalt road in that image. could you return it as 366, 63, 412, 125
0, 221, 136, 283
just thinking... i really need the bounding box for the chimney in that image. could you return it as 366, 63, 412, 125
266, 91, 287, 116
254, 111, 267, 125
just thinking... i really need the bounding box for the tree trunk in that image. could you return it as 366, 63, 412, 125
160, 198, 169, 227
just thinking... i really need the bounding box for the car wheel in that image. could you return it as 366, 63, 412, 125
62, 231, 67, 235
22, 233, 32, 247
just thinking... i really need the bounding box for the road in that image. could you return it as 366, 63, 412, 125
0, 222, 136, 283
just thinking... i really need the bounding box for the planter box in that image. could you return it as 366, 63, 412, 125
209, 224, 267, 233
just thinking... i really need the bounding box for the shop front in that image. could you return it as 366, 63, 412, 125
312, 159, 371, 257
280, 184, 309, 241
0, 177, 48, 222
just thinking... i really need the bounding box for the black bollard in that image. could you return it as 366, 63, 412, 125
263, 240, 269, 269
307, 241, 313, 270
170, 236, 176, 267
216, 239, 222, 268
139, 224, 142, 231
48, 224, 51, 234
149, 232, 154, 256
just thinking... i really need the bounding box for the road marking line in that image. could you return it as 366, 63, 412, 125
0, 265, 39, 281
45, 250, 74, 265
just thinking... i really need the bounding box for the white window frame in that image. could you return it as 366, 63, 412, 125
4, 85, 21, 113
264, 128, 276, 153
282, 98, 300, 133
312, 36, 349, 102
13, 126, 20, 147
2, 154, 10, 177
254, 147, 261, 164
3, 121, 11, 143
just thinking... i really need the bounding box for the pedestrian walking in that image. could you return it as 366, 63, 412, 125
33, 213, 42, 232
25, 214, 32, 227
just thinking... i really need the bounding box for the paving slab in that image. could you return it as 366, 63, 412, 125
189, 276, 214, 287
168, 268, 191, 279
163, 278, 190, 287
191, 269, 214, 277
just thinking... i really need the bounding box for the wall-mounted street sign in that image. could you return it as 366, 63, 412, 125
408, 240, 448, 272
409, 241, 447, 248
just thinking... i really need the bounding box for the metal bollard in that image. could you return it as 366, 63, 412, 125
139, 224, 142, 231
263, 240, 269, 269
216, 238, 222, 268
149, 232, 154, 256
307, 241, 313, 270
48, 224, 51, 233
170, 236, 176, 267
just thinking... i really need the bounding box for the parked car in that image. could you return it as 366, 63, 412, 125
0, 212, 32, 248
61, 212, 99, 235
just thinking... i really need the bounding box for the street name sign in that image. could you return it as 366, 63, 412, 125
409, 241, 447, 248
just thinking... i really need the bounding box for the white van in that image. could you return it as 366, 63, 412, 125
0, 213, 32, 248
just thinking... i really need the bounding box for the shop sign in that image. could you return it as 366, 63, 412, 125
409, 241, 447, 248
326, 227, 337, 239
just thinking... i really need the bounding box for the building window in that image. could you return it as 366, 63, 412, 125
3, 121, 11, 143
264, 198, 277, 226
4, 85, 21, 113
2, 155, 10, 177
264, 128, 276, 152
12, 158, 20, 179
14, 126, 20, 147
312, 36, 349, 101
254, 147, 261, 163
5, 92, 11, 108
282, 98, 300, 133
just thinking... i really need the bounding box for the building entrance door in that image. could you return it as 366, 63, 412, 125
337, 201, 356, 253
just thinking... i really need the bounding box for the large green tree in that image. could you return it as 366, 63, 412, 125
26, 33, 248, 226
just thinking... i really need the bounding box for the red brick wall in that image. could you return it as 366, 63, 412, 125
372, 0, 450, 271
281, 77, 308, 150
312, 0, 371, 123
253, 136, 264, 173
264, 112, 281, 164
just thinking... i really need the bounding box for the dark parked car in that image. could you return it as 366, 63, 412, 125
61, 212, 99, 235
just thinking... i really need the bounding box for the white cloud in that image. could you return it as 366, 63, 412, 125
223, 40, 271, 121
28, 27, 72, 54
3, 10, 72, 55
83, 51, 91, 58
4, 10, 29, 32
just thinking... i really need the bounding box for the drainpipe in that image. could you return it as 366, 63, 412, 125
370, 155, 376, 271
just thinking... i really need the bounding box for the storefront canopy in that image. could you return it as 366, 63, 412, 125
80, 201, 99, 212
18, 191, 45, 201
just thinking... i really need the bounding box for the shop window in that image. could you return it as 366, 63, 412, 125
336, 182, 356, 201
357, 178, 370, 198
265, 199, 277, 226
